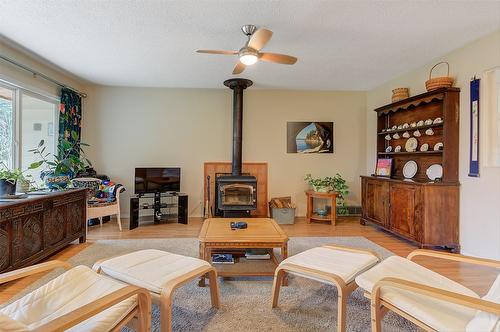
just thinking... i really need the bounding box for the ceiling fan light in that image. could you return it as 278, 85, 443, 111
239, 54, 258, 65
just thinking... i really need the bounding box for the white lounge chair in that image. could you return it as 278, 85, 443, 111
355, 249, 500, 332
271, 244, 380, 332
0, 260, 151, 331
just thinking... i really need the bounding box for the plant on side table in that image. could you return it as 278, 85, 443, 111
29, 136, 92, 190
304, 173, 350, 215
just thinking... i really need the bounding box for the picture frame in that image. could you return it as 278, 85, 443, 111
286, 121, 334, 153
375, 158, 393, 177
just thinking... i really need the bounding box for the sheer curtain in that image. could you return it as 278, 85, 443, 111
483, 68, 500, 167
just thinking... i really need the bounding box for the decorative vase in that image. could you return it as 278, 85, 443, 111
44, 174, 71, 190
0, 179, 16, 196
312, 185, 331, 193
16, 180, 31, 193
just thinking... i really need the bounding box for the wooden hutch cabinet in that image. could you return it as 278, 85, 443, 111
361, 87, 460, 252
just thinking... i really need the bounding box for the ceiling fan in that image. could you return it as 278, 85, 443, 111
196, 25, 298, 74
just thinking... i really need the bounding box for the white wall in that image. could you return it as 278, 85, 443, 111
82, 86, 367, 217
366, 30, 500, 260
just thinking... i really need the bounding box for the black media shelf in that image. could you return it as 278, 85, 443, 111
129, 192, 188, 230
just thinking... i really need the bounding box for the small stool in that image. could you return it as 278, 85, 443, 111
93, 249, 220, 332
271, 245, 380, 332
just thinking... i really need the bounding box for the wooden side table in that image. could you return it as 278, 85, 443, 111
305, 190, 338, 225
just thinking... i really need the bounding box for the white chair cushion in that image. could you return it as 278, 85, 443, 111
0, 265, 136, 332
0, 314, 28, 332
355, 256, 479, 332
466, 273, 500, 332
96, 249, 211, 294
279, 247, 379, 284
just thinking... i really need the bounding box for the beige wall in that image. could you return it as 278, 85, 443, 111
82, 86, 367, 217
366, 30, 500, 259
0, 38, 85, 98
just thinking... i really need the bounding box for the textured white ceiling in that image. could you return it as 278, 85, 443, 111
0, 0, 499, 90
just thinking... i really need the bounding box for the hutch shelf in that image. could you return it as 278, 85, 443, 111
361, 87, 460, 252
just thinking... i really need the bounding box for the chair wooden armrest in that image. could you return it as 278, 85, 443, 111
115, 185, 125, 202
372, 277, 500, 316
322, 244, 381, 261
0, 260, 72, 285
407, 249, 500, 269
32, 285, 151, 332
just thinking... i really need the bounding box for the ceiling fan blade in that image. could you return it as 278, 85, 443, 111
232, 62, 246, 74
247, 28, 273, 51
259, 52, 297, 65
196, 50, 238, 55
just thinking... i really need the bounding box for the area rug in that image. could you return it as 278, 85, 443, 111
6, 237, 417, 331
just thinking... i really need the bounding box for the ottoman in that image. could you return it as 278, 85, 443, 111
93, 249, 220, 332
271, 245, 380, 332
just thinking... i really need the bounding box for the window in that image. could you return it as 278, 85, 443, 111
20, 93, 58, 182
0, 85, 15, 168
0, 80, 59, 183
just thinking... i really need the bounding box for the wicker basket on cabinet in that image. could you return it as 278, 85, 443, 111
425, 62, 454, 91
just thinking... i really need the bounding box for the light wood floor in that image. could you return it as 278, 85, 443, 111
1, 217, 498, 304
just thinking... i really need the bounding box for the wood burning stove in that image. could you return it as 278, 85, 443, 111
216, 78, 257, 217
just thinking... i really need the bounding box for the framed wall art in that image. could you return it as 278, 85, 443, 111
286, 122, 334, 154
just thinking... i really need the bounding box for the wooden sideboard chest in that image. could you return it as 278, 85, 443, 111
362, 88, 460, 252
0, 188, 87, 272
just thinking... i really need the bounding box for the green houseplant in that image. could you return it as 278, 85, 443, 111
304, 173, 350, 215
0, 163, 32, 196
29, 136, 92, 189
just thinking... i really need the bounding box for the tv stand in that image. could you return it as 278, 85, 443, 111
129, 192, 188, 230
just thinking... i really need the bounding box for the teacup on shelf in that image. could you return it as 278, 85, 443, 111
425, 128, 434, 136
402, 131, 410, 138
413, 130, 421, 137
425, 119, 433, 125
410, 122, 417, 128
385, 134, 392, 141
433, 117, 443, 124
393, 133, 400, 139
394, 145, 402, 152
417, 120, 425, 127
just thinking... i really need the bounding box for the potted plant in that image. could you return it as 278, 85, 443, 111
304, 173, 350, 215
0, 163, 29, 196
29, 136, 92, 190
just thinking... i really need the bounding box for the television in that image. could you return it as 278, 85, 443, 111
134, 168, 181, 195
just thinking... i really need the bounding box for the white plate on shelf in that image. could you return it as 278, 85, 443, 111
434, 142, 444, 151
385, 146, 392, 152
426, 164, 443, 181
403, 160, 418, 179
394, 145, 402, 152
420, 143, 429, 152
405, 137, 418, 152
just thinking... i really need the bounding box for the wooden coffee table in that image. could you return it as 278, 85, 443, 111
198, 218, 288, 285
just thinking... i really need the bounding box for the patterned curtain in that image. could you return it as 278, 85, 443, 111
59, 88, 82, 156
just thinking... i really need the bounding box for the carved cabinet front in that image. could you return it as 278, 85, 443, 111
0, 189, 86, 272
